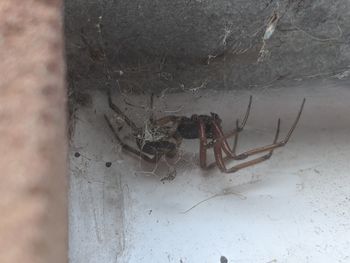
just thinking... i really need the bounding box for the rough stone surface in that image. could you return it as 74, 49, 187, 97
0, 1, 67, 263
65, 0, 350, 95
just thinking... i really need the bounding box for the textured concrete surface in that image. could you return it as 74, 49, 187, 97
65, 0, 350, 95
0, 1, 68, 263
65, 1, 350, 261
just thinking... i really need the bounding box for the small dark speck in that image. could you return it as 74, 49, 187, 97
220, 256, 228, 263
105, 162, 112, 167
74, 152, 81, 158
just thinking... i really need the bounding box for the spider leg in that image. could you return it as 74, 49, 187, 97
199, 119, 236, 170
207, 96, 252, 155
104, 115, 160, 163
201, 98, 304, 173
223, 95, 252, 152
213, 98, 304, 173
232, 98, 305, 160
210, 120, 239, 158
198, 119, 239, 169
198, 116, 272, 172
199, 120, 209, 168
149, 93, 155, 123
238, 95, 252, 131
232, 120, 240, 154
107, 89, 139, 132
213, 98, 305, 161
214, 119, 280, 173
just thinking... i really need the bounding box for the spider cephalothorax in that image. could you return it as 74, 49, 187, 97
105, 91, 305, 173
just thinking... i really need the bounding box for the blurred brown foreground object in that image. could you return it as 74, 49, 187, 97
0, 1, 68, 263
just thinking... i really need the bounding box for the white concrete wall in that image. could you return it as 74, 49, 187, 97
69, 79, 350, 262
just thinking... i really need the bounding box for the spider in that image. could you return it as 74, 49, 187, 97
104, 91, 305, 174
